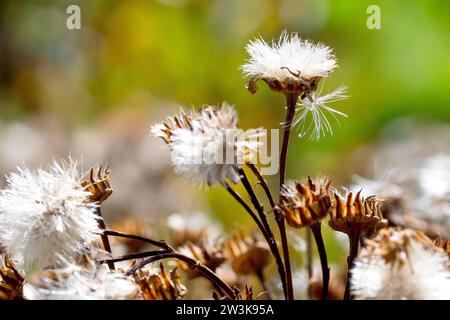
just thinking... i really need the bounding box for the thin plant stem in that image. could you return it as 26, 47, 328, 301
306, 227, 313, 298
95, 207, 115, 271
238, 168, 288, 300
103, 229, 173, 250
277, 92, 299, 300
122, 251, 236, 299
220, 181, 268, 240
344, 231, 360, 300
310, 222, 330, 300
256, 269, 272, 300
279, 93, 298, 188
247, 164, 294, 300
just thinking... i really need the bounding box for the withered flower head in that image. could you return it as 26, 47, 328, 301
178, 240, 225, 279
224, 231, 271, 276
241, 31, 337, 95
351, 228, 450, 300
279, 177, 332, 228
81, 164, 113, 204
434, 238, 450, 259
329, 191, 388, 237
133, 263, 187, 300
0, 255, 25, 300
151, 103, 263, 187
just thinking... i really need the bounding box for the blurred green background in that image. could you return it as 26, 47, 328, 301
0, 0, 449, 263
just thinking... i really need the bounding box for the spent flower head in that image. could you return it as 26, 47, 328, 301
0, 159, 101, 271
280, 177, 332, 228
151, 103, 263, 187
351, 228, 450, 300
24, 259, 139, 300
242, 31, 337, 95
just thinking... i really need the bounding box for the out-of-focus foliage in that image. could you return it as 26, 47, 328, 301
0, 0, 449, 232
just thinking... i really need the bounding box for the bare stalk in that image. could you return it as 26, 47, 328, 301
344, 231, 361, 300
247, 164, 293, 300
310, 222, 330, 300
97, 232, 235, 299
222, 178, 288, 299
276, 92, 299, 300
95, 207, 115, 271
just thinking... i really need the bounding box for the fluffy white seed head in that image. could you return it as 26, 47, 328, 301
0, 159, 101, 271
242, 31, 337, 94
151, 103, 263, 187
351, 229, 450, 300
24, 261, 139, 300
293, 85, 348, 140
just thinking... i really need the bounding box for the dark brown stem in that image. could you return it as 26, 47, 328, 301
310, 223, 330, 300
123, 251, 236, 299
256, 269, 272, 300
277, 92, 299, 300
96, 250, 167, 264
279, 93, 298, 188
95, 207, 115, 271
247, 164, 293, 300
306, 226, 313, 297
103, 229, 172, 250
344, 232, 360, 300
238, 168, 287, 300
220, 181, 269, 241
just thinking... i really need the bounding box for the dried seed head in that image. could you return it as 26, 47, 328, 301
329, 191, 388, 237
81, 164, 113, 204
0, 255, 25, 300
133, 263, 187, 300
224, 231, 271, 276
360, 228, 434, 265
434, 238, 450, 259
351, 228, 450, 299
177, 240, 226, 279
279, 177, 332, 228
242, 32, 337, 95
150, 110, 194, 144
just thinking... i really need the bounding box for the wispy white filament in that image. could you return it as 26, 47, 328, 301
292, 85, 348, 140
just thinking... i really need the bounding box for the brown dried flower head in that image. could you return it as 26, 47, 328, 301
81, 164, 113, 204
151, 110, 194, 144
133, 262, 187, 300
178, 240, 225, 279
329, 191, 388, 237
434, 238, 450, 259
224, 231, 271, 276
279, 177, 332, 228
0, 255, 25, 300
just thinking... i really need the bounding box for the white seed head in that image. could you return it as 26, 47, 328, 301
351, 229, 450, 300
24, 261, 139, 300
0, 159, 100, 271
152, 103, 263, 187
242, 31, 337, 93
